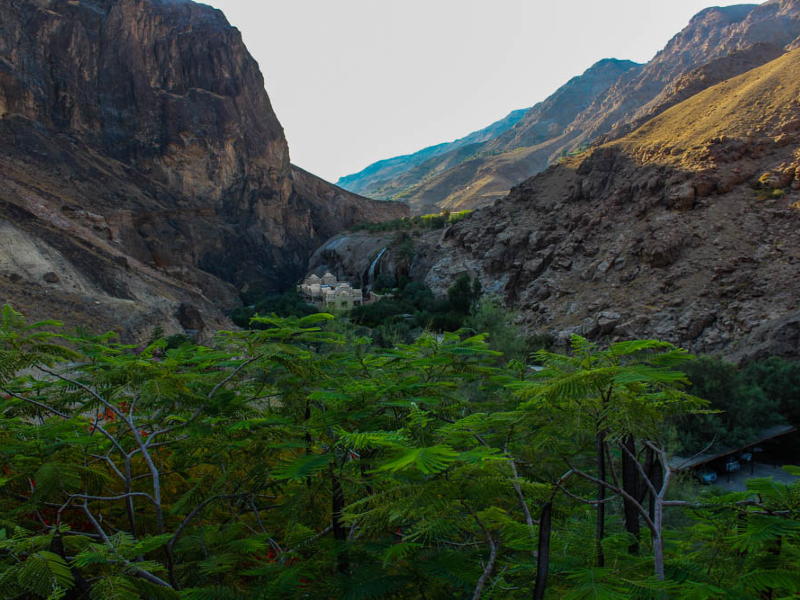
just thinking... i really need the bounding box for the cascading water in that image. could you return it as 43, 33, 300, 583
365, 247, 388, 291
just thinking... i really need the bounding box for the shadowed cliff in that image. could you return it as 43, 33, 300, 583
0, 0, 406, 338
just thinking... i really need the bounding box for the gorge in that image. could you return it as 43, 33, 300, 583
0, 0, 406, 340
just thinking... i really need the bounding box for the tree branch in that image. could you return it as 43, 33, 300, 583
147, 355, 263, 443
69, 492, 157, 506
463, 503, 498, 600
618, 439, 658, 498
566, 463, 656, 531
0, 385, 69, 419
36, 366, 125, 420
284, 523, 333, 555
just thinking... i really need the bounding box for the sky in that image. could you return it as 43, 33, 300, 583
204, 0, 760, 182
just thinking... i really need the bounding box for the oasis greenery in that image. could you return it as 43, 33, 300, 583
1, 304, 799, 599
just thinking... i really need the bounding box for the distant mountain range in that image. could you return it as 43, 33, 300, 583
336, 108, 528, 197
338, 0, 800, 214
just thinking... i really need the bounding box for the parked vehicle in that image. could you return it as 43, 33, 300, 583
695, 469, 718, 484
720, 457, 741, 473
738, 450, 753, 462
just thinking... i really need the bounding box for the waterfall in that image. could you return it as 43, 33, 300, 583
366, 247, 387, 291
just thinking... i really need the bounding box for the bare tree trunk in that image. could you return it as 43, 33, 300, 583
533, 501, 553, 600
621, 436, 641, 555
124, 456, 137, 538
50, 529, 90, 598
466, 505, 498, 600
649, 457, 663, 526
595, 430, 606, 567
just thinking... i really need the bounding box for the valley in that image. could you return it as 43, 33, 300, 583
2, 0, 800, 598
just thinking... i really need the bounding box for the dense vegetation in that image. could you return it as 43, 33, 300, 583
349, 210, 472, 233
677, 355, 788, 453
230, 292, 318, 330
350, 274, 482, 342
2, 304, 800, 599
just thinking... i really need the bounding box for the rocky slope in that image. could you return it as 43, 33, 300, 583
336, 108, 527, 198
341, 0, 800, 214
340, 59, 640, 214
314, 48, 800, 362
0, 0, 406, 339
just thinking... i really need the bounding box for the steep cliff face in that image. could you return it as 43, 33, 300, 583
340, 0, 800, 214
314, 48, 800, 362
0, 0, 406, 337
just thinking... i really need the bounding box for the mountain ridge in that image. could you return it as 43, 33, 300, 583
335, 108, 527, 197
339, 0, 800, 214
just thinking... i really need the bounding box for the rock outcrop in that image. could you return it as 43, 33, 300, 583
0, 0, 406, 338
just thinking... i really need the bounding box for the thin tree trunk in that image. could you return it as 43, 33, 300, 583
640, 447, 654, 504
124, 455, 137, 538
761, 535, 782, 599
467, 506, 497, 600
652, 501, 665, 581
533, 501, 553, 600
649, 458, 663, 526
50, 529, 90, 598
621, 436, 641, 555
330, 463, 349, 574
595, 430, 606, 567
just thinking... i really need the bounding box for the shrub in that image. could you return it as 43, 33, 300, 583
231, 291, 318, 328
348, 211, 473, 233
372, 274, 396, 293
466, 297, 554, 363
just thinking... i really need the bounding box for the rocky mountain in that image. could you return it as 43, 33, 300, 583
335, 108, 528, 197
0, 0, 406, 339
339, 58, 640, 213
311, 47, 800, 362
340, 0, 800, 214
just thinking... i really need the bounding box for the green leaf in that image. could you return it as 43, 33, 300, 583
297, 313, 335, 327
18, 551, 74, 597
129, 577, 180, 599
377, 446, 460, 475
89, 575, 139, 600
273, 453, 334, 482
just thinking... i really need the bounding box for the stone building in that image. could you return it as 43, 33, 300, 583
298, 273, 363, 309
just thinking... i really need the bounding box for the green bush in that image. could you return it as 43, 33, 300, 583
349, 210, 473, 233
350, 276, 483, 344
447, 274, 481, 314
465, 296, 552, 363
231, 291, 318, 328
372, 274, 396, 293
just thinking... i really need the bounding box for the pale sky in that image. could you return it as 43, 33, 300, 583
204, 0, 760, 182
